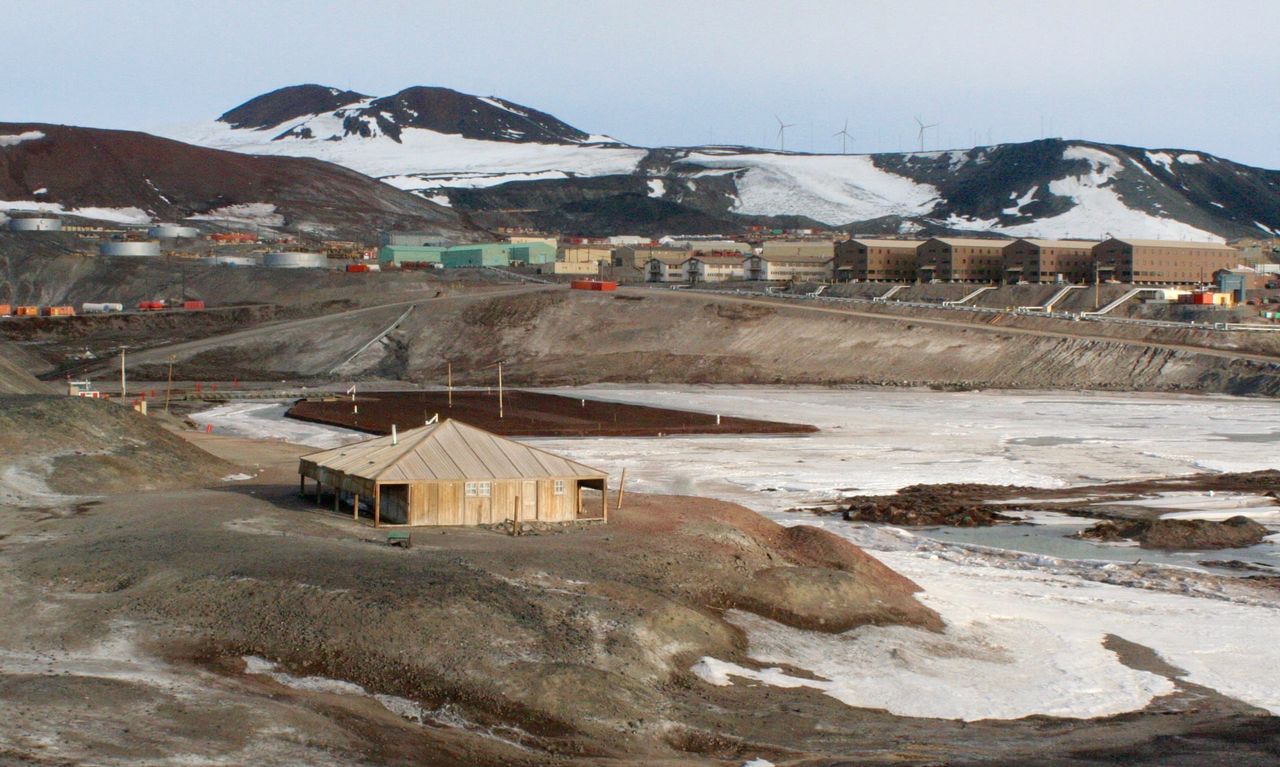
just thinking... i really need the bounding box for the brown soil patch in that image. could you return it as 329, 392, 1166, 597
285, 388, 816, 437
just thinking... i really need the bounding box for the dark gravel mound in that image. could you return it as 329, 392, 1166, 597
1077, 516, 1270, 550
841, 483, 1029, 527
286, 389, 816, 437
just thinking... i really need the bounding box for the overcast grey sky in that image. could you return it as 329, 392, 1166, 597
3, 0, 1277, 167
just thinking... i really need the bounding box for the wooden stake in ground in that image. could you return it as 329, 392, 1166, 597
615, 468, 627, 511
447, 362, 452, 408
164, 354, 175, 414
497, 362, 504, 419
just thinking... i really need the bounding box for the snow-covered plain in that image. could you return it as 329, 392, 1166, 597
194, 386, 1280, 721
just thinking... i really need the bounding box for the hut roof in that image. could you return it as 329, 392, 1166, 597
300, 419, 607, 482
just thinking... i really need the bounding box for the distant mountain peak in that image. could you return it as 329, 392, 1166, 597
218, 84, 369, 130
216, 83, 599, 146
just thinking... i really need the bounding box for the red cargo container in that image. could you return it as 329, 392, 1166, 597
346, 263, 370, 273
182, 300, 205, 311
137, 301, 166, 311
570, 279, 618, 291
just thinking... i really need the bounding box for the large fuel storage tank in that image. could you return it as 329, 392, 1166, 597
148, 223, 199, 239
7, 215, 62, 232
199, 255, 256, 267
263, 251, 327, 269
99, 240, 161, 257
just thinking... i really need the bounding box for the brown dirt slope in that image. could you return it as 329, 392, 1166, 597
0, 395, 232, 499
0, 339, 52, 394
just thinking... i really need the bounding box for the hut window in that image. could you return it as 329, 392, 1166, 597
554, 480, 566, 495
465, 482, 477, 496
477, 481, 491, 497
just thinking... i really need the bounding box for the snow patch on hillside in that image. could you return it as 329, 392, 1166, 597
680, 150, 939, 224
166, 119, 646, 194
0, 200, 150, 224
647, 179, 665, 198
186, 202, 284, 227
0, 130, 45, 147
996, 147, 1223, 241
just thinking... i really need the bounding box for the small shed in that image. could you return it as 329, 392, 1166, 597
298, 419, 609, 526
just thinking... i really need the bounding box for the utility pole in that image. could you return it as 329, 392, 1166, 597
497, 362, 504, 419
164, 354, 176, 413
447, 361, 453, 408
1094, 259, 1100, 310
119, 346, 128, 398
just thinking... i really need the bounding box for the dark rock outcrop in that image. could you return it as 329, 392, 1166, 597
1076, 516, 1269, 550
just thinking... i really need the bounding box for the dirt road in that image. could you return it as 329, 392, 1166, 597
86, 284, 555, 377
632, 287, 1280, 366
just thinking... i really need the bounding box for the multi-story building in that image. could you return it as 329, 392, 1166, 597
744, 254, 831, 282
761, 240, 836, 261
614, 246, 687, 270
916, 238, 1010, 282
1092, 238, 1240, 285
644, 254, 690, 282
682, 254, 745, 283
1002, 239, 1099, 284
831, 239, 924, 282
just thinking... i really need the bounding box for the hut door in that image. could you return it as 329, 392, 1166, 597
521, 481, 539, 521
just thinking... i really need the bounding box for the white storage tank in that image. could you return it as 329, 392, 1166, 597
81, 302, 124, 314
8, 215, 62, 232
148, 223, 199, 239
199, 255, 256, 267
100, 240, 161, 257
263, 251, 327, 269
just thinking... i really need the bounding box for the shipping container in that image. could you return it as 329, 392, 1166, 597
346, 263, 370, 273
41, 306, 75, 317
571, 279, 618, 291
137, 301, 166, 311
182, 300, 205, 311
0, 304, 10, 316
15, 306, 39, 317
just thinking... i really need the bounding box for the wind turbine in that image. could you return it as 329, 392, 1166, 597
833, 119, 853, 154
914, 116, 938, 152
774, 115, 795, 152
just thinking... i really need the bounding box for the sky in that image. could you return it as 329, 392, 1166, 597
3, 0, 1278, 168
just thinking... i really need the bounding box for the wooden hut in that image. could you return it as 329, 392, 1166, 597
298, 419, 609, 527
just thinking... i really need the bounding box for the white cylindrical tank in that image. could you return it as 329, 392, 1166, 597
81, 302, 125, 314
199, 255, 256, 267
8, 215, 62, 232
99, 240, 161, 257
148, 223, 199, 239
263, 251, 327, 269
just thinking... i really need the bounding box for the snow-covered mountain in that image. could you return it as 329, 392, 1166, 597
170, 85, 1280, 240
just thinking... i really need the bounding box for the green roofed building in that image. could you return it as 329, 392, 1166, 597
378, 245, 447, 266
380, 241, 556, 269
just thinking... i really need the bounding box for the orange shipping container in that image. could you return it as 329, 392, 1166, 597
42, 306, 75, 317
16, 306, 39, 317
0, 304, 10, 316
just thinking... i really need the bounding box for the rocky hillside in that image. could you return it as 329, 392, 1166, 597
0, 122, 474, 241
117, 288, 1280, 397
170, 84, 1280, 240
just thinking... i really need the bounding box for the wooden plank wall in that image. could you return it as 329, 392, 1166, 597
402, 478, 584, 526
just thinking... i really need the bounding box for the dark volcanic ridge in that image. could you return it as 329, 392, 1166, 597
0, 122, 472, 240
